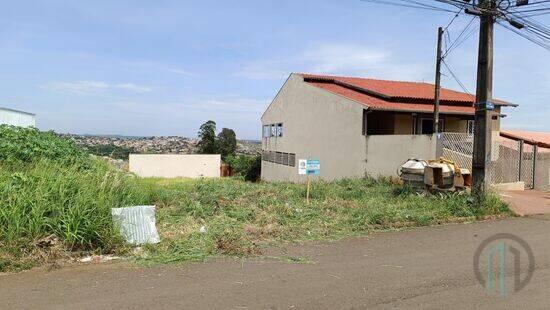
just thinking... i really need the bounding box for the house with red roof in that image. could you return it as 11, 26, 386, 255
260, 73, 516, 182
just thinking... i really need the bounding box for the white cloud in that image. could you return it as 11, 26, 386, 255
235, 43, 431, 82
42, 81, 109, 95
112, 96, 267, 115
114, 83, 152, 93
167, 68, 196, 76
42, 81, 152, 95
303, 44, 387, 73
121, 60, 197, 77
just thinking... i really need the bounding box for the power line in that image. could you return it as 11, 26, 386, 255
359, 0, 457, 12
441, 59, 472, 95
443, 16, 478, 57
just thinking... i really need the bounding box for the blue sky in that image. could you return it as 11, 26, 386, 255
0, 0, 548, 139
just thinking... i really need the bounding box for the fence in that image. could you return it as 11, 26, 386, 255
441, 132, 549, 190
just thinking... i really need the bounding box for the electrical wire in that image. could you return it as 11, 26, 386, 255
442, 59, 472, 95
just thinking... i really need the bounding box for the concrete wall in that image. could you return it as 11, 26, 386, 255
365, 134, 438, 177
0, 108, 35, 127
129, 154, 221, 178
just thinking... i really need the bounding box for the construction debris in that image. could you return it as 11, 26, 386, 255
400, 158, 471, 192
111, 205, 161, 245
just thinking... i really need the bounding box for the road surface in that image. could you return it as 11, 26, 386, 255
2, 216, 550, 309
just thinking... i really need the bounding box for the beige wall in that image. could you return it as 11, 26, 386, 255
365, 134, 438, 177
394, 114, 413, 134
129, 154, 221, 178
444, 116, 467, 132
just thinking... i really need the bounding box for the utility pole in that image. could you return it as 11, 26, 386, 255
472, 0, 496, 201
433, 27, 444, 134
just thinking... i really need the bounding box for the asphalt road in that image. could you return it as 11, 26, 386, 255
2, 216, 550, 309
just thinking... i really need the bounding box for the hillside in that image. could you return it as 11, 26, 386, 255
61, 134, 261, 157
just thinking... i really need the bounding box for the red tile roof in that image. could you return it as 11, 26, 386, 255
300, 73, 515, 115
501, 130, 550, 149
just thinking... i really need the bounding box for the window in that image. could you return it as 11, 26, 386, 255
421, 118, 434, 134
276, 123, 283, 137
261, 150, 296, 167
275, 152, 283, 164
467, 120, 475, 135
262, 125, 270, 138
288, 153, 296, 167
282, 153, 289, 165
420, 118, 445, 134
263, 123, 283, 138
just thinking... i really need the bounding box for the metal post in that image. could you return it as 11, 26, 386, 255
472, 0, 495, 202
433, 27, 443, 134
532, 145, 538, 189
518, 140, 524, 182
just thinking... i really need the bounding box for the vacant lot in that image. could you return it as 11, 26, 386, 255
138, 177, 511, 264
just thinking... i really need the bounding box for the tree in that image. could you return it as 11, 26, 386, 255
217, 128, 237, 160
197, 120, 217, 154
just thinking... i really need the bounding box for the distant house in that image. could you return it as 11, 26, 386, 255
0, 107, 35, 128
261, 73, 516, 182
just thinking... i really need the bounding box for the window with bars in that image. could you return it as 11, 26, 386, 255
261, 150, 296, 167
262, 123, 283, 138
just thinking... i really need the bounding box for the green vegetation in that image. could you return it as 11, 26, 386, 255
217, 128, 237, 160
0, 125, 87, 165
0, 126, 148, 272
197, 120, 238, 160
225, 154, 261, 182
138, 178, 510, 264
197, 120, 218, 154
84, 144, 136, 160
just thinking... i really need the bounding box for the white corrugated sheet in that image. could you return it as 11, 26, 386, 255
111, 206, 160, 245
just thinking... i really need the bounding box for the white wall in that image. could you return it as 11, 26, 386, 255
129, 154, 221, 178
0, 108, 35, 127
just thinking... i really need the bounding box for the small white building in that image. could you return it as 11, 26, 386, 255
0, 107, 35, 127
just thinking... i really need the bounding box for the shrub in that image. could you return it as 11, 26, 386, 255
84, 144, 136, 160
0, 125, 87, 165
225, 155, 261, 182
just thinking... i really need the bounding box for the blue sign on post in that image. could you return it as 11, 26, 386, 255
298, 159, 320, 204
298, 159, 321, 175
306, 159, 320, 175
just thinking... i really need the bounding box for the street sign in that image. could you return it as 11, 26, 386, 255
475, 101, 494, 111
299, 159, 320, 175
306, 159, 320, 175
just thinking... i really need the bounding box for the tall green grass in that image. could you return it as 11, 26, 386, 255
0, 160, 151, 271
140, 178, 510, 264
0, 126, 152, 272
